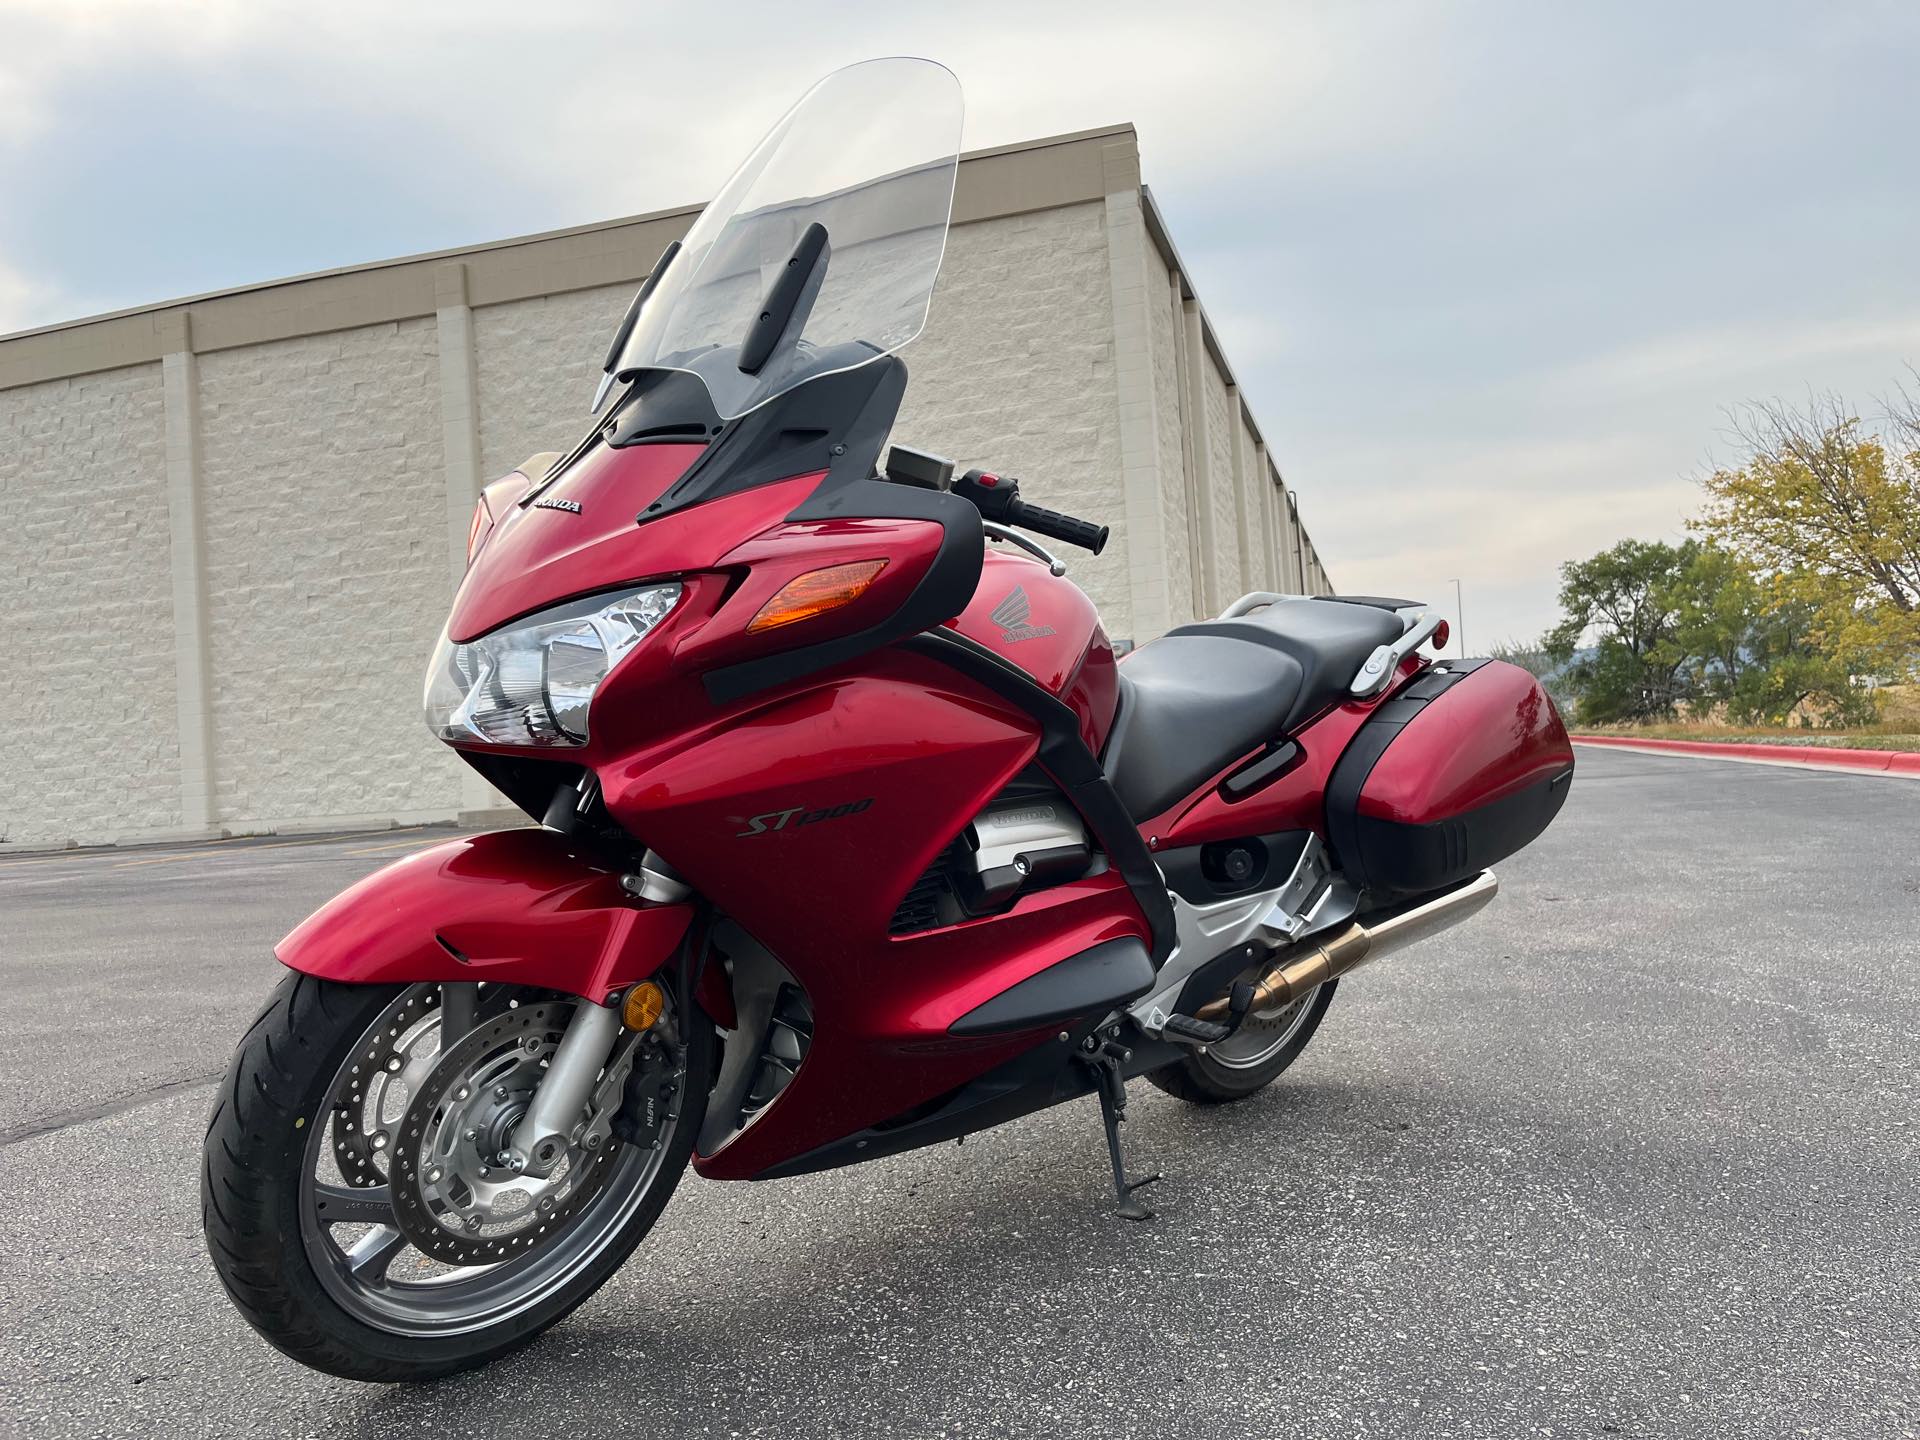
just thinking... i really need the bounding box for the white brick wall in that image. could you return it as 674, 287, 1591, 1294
197, 319, 462, 830
1202, 361, 1239, 604
894, 204, 1129, 637
0, 364, 181, 846
474, 284, 633, 483
1147, 273, 1195, 626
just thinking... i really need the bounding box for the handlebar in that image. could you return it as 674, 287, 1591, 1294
1005, 498, 1109, 555
950, 468, 1108, 555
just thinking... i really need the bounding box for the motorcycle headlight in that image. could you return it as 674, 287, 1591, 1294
424, 583, 681, 747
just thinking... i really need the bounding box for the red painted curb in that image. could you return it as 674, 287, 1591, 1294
1571, 733, 1920, 776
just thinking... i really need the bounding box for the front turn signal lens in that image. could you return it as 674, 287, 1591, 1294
622, 981, 666, 1032
746, 559, 887, 634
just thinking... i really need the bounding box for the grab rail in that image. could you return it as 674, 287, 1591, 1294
1350, 610, 1443, 698
1217, 591, 1307, 618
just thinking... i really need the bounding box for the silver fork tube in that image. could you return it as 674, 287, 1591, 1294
508, 1000, 623, 1175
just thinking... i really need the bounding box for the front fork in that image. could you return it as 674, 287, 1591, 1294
494, 850, 695, 1177
433, 980, 628, 1179
503, 1000, 627, 1176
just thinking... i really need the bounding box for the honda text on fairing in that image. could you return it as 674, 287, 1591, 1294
201, 58, 1573, 1381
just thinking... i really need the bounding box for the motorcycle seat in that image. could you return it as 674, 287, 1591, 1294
1102, 598, 1407, 820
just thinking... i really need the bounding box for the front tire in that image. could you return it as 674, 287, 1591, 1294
1147, 980, 1336, 1104
202, 973, 708, 1381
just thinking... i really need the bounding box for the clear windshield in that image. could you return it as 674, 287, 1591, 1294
610, 58, 963, 419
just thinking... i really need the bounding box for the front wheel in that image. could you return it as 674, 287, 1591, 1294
1146, 980, 1336, 1104
202, 973, 708, 1381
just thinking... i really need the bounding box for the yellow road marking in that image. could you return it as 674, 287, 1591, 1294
0, 852, 99, 871
105, 830, 442, 870
340, 835, 457, 858
1, 827, 450, 872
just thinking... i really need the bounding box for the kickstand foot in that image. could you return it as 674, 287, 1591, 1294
1090, 1044, 1159, 1222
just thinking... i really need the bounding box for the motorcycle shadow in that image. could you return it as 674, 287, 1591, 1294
339, 1071, 1449, 1429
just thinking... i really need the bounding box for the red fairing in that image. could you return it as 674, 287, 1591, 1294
949, 548, 1119, 752
589, 643, 1151, 1179
447, 453, 820, 641
697, 875, 1146, 1182
276, 830, 692, 1004
671, 515, 950, 673
1359, 662, 1573, 824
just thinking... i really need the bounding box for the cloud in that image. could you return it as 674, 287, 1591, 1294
0, 252, 70, 335
0, 0, 254, 143
0, 0, 1916, 655
1542, 314, 1920, 400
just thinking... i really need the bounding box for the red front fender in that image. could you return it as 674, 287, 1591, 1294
276, 829, 693, 1004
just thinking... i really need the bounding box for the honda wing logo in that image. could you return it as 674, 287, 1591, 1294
990, 585, 1056, 644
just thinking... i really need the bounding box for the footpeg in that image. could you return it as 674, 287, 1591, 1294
1159, 982, 1254, 1048
1160, 1013, 1230, 1044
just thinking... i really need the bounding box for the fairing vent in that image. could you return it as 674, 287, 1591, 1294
737, 985, 814, 1127
890, 838, 967, 935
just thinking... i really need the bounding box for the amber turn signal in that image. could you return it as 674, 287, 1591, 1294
746, 559, 887, 634
622, 980, 666, 1032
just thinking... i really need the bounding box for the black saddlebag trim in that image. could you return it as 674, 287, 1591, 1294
1352, 768, 1572, 897
1326, 658, 1559, 896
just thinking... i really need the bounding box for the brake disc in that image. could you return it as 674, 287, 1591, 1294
387, 1002, 628, 1267
329, 986, 442, 1188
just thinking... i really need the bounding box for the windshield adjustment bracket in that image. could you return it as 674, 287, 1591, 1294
738, 223, 830, 377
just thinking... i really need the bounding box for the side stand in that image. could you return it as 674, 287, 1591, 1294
1086, 1043, 1159, 1221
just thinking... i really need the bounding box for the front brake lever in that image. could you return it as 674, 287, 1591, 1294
982, 520, 1066, 576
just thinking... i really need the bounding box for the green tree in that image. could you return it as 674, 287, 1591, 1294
1545, 538, 1695, 723
1663, 544, 1762, 700
1548, 538, 1875, 728
1676, 559, 1871, 725
1697, 394, 1920, 676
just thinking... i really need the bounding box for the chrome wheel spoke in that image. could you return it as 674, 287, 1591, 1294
314, 1181, 397, 1226
344, 1224, 411, 1283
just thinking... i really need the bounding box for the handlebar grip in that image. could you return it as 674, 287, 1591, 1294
1006, 498, 1109, 555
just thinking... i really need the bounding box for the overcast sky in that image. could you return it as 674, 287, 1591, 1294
4, 0, 1916, 647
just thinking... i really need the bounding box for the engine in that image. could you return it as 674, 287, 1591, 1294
890, 779, 1094, 934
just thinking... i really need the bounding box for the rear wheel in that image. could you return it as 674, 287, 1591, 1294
1147, 980, 1336, 1104
202, 973, 708, 1381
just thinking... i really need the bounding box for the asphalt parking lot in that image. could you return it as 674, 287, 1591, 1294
1, 746, 1915, 1438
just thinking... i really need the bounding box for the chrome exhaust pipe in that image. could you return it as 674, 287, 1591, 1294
1195, 870, 1499, 1021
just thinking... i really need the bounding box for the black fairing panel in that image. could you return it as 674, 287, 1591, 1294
670, 356, 986, 705
948, 937, 1155, 1036
640, 355, 909, 524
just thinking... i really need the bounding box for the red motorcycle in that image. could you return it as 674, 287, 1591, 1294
202, 58, 1573, 1381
